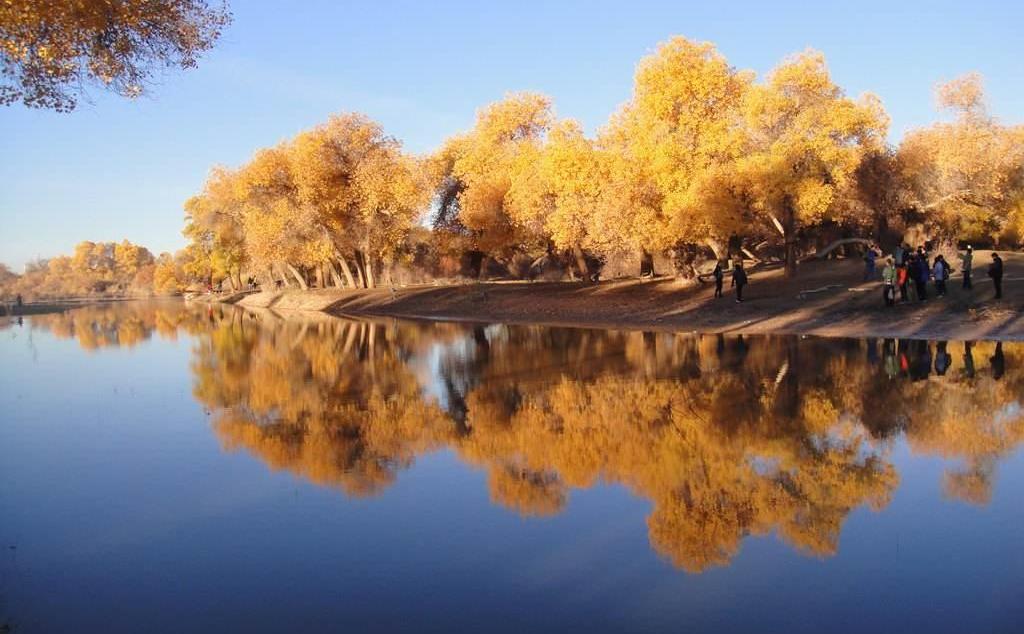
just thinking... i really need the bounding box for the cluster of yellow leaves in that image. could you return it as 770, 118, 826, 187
898, 73, 1024, 242
1, 0, 230, 111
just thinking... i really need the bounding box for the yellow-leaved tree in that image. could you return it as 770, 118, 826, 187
289, 113, 429, 288
737, 51, 888, 276
431, 92, 554, 275
898, 73, 1024, 243
595, 37, 752, 274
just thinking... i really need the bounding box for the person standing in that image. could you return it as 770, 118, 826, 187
863, 247, 878, 281
961, 245, 974, 289
913, 254, 929, 301
712, 261, 724, 298
989, 252, 1004, 299
881, 257, 897, 307
897, 259, 910, 302
933, 255, 949, 297
893, 244, 905, 267
731, 260, 748, 303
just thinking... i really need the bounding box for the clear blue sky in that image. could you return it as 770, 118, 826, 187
1, 0, 1022, 270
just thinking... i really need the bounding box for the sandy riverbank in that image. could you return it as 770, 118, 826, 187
228, 251, 1023, 340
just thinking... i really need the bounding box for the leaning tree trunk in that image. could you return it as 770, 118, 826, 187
327, 261, 344, 288
335, 254, 358, 288
285, 263, 308, 290
274, 263, 292, 288
705, 237, 725, 262
353, 253, 367, 288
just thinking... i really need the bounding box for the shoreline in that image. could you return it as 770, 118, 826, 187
229, 255, 1024, 342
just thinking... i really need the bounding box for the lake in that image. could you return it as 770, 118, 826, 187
1, 301, 1022, 633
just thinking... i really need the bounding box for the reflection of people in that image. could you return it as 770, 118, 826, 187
883, 339, 897, 379
731, 261, 748, 303
866, 338, 879, 365
991, 342, 1005, 380
963, 342, 976, 379
898, 339, 911, 377
712, 261, 724, 298
910, 340, 932, 381
934, 341, 951, 376
988, 253, 1004, 299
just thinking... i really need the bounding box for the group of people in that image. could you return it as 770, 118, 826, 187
878, 244, 1005, 307
711, 260, 748, 303
706, 243, 1008, 307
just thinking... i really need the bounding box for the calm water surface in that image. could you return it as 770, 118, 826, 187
1, 301, 1023, 633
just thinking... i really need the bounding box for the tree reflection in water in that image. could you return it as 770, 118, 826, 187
24, 302, 1024, 573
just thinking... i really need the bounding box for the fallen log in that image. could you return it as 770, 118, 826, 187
804, 238, 875, 261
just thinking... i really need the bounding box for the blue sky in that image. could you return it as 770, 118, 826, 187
1, 0, 1022, 270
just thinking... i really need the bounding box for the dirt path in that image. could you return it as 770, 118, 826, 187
235, 250, 1024, 341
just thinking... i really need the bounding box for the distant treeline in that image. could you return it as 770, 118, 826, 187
0, 240, 179, 300
4, 36, 1023, 297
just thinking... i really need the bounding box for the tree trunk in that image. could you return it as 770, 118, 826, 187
774, 199, 799, 277
362, 251, 376, 289
336, 255, 358, 288
572, 245, 589, 282
224, 274, 236, 291
705, 238, 725, 262
285, 263, 308, 290
784, 235, 798, 277
315, 265, 324, 289
327, 261, 344, 288
353, 253, 367, 288
275, 263, 293, 288
639, 249, 655, 277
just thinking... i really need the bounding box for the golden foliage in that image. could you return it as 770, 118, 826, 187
1, 0, 230, 111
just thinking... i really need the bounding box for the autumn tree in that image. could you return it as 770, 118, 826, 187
504, 118, 606, 278
596, 37, 753, 274
1, 0, 231, 111
183, 166, 248, 289
289, 113, 429, 288
152, 252, 183, 294
898, 73, 1024, 244
737, 51, 888, 275
430, 92, 554, 275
